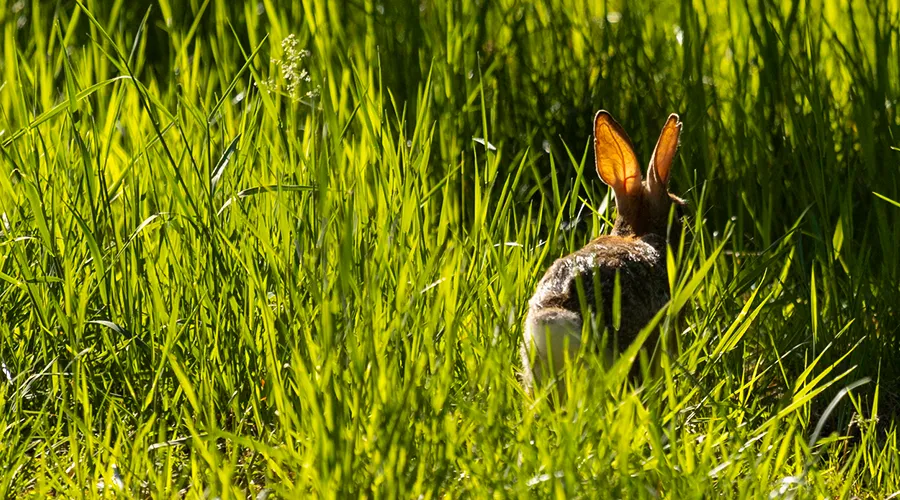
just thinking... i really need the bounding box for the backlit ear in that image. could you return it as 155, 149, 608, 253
594, 110, 642, 199
648, 113, 681, 189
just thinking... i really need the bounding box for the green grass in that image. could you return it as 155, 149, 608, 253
1, 0, 899, 497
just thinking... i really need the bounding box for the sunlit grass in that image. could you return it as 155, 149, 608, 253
1, 0, 899, 497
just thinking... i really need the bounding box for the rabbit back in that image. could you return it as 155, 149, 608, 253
528, 234, 670, 354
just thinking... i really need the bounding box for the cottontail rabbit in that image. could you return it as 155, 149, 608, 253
521, 110, 685, 396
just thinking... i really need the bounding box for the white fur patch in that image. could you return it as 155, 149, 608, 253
523, 309, 582, 386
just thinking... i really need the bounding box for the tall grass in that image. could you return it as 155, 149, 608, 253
1, 0, 899, 496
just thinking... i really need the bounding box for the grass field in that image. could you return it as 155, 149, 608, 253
1, 0, 900, 497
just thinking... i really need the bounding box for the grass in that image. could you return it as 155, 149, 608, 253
1, 0, 899, 497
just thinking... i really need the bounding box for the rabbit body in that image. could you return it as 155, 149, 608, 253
521, 111, 683, 395
521, 235, 669, 391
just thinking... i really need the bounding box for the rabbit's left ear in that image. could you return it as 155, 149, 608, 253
594, 110, 642, 198
648, 114, 681, 190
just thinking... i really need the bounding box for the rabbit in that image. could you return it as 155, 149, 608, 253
521, 110, 685, 397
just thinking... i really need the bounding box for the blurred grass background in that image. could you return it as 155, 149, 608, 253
1, 0, 899, 496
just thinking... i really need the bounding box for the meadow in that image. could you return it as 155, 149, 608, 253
1, 0, 900, 497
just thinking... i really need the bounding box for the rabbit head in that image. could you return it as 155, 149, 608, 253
593, 111, 685, 239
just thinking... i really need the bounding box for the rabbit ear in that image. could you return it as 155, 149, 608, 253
594, 111, 642, 199
648, 113, 681, 190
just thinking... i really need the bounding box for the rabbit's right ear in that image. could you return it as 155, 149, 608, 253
594, 111, 642, 199
648, 113, 681, 191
